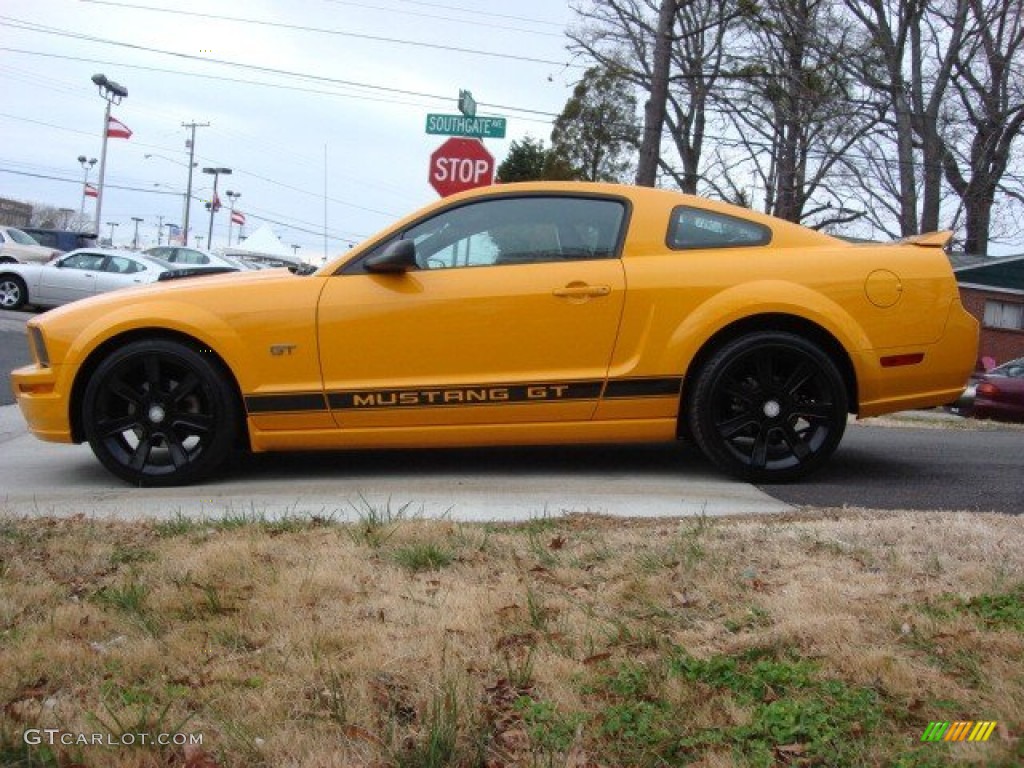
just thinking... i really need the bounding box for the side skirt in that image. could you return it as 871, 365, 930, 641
247, 418, 678, 453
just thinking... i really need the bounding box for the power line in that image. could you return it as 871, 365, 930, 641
388, 0, 564, 28
0, 166, 364, 241
317, 0, 564, 37
71, 3, 573, 68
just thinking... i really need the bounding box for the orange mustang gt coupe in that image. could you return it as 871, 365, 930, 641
11, 183, 977, 486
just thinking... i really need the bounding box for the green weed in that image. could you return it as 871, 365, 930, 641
392, 543, 454, 572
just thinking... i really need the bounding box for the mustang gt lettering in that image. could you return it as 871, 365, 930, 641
10, 182, 978, 486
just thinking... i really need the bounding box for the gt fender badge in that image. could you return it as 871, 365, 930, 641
270, 344, 297, 356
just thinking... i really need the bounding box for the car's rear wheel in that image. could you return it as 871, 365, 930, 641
688, 332, 848, 483
0, 275, 27, 310
82, 339, 237, 486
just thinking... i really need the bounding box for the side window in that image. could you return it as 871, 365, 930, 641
179, 249, 209, 265
363, 196, 627, 271
668, 207, 771, 249
105, 256, 144, 274
61, 252, 106, 270
30, 232, 57, 248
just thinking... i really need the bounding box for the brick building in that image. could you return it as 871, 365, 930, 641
953, 253, 1024, 369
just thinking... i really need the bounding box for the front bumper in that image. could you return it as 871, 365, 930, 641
10, 363, 74, 443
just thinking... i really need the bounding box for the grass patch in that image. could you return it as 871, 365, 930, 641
0, 509, 1021, 766
391, 542, 454, 572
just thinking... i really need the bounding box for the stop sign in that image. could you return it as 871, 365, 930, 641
429, 138, 495, 197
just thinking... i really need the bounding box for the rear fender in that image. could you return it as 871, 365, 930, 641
663, 280, 872, 382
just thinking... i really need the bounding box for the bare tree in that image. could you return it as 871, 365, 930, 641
721, 0, 876, 226
636, 0, 679, 185
842, 0, 970, 237
568, 0, 736, 191
940, 0, 1024, 253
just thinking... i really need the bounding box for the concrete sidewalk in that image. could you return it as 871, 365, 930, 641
0, 404, 793, 522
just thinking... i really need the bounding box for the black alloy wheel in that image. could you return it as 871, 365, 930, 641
688, 332, 848, 482
0, 275, 27, 310
82, 339, 237, 486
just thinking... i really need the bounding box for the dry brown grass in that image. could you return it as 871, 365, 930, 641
1, 507, 1021, 767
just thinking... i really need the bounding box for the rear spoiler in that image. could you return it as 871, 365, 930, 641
899, 231, 952, 248
157, 266, 239, 282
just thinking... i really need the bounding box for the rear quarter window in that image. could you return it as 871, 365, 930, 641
667, 207, 772, 249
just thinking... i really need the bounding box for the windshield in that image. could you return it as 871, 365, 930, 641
6, 228, 41, 246
992, 358, 1024, 378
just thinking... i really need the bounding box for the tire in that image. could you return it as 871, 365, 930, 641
688, 332, 848, 483
0, 275, 27, 310
82, 339, 238, 486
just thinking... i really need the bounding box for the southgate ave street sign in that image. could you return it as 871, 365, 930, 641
425, 113, 507, 139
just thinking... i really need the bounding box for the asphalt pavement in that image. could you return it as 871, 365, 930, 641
765, 418, 1023, 513
1, 317, 33, 406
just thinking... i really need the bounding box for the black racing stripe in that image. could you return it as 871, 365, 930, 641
245, 393, 328, 414
328, 381, 604, 411
603, 377, 683, 399
246, 377, 681, 415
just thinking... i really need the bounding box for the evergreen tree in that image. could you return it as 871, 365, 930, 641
496, 136, 550, 182
548, 66, 639, 183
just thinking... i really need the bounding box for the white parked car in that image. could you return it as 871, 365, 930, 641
144, 246, 254, 271
0, 225, 60, 264
0, 248, 168, 310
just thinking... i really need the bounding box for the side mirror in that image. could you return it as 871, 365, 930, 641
364, 239, 417, 274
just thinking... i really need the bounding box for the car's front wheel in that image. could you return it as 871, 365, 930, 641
82, 339, 238, 486
688, 332, 848, 483
0, 275, 27, 310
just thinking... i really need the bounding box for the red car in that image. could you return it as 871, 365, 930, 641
973, 357, 1024, 423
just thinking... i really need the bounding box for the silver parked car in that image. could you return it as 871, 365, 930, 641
0, 248, 168, 310
143, 246, 254, 271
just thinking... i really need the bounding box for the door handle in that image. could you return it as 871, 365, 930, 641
552, 284, 611, 298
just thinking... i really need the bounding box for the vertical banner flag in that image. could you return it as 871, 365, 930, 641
212, 192, 222, 212
107, 116, 133, 139
231, 210, 245, 226
84, 183, 99, 198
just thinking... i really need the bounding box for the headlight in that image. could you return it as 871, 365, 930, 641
28, 325, 50, 367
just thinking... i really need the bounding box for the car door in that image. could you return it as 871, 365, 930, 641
36, 251, 104, 304
317, 194, 629, 429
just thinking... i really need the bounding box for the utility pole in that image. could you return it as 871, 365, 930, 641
181, 121, 209, 246
155, 214, 165, 245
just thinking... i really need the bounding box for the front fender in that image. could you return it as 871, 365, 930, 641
66, 300, 253, 380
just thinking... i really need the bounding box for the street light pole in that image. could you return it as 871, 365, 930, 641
91, 74, 127, 236
131, 216, 143, 249
77, 155, 97, 224
202, 167, 232, 248
107, 221, 119, 246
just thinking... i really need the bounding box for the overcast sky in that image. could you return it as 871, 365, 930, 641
1, 0, 579, 260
